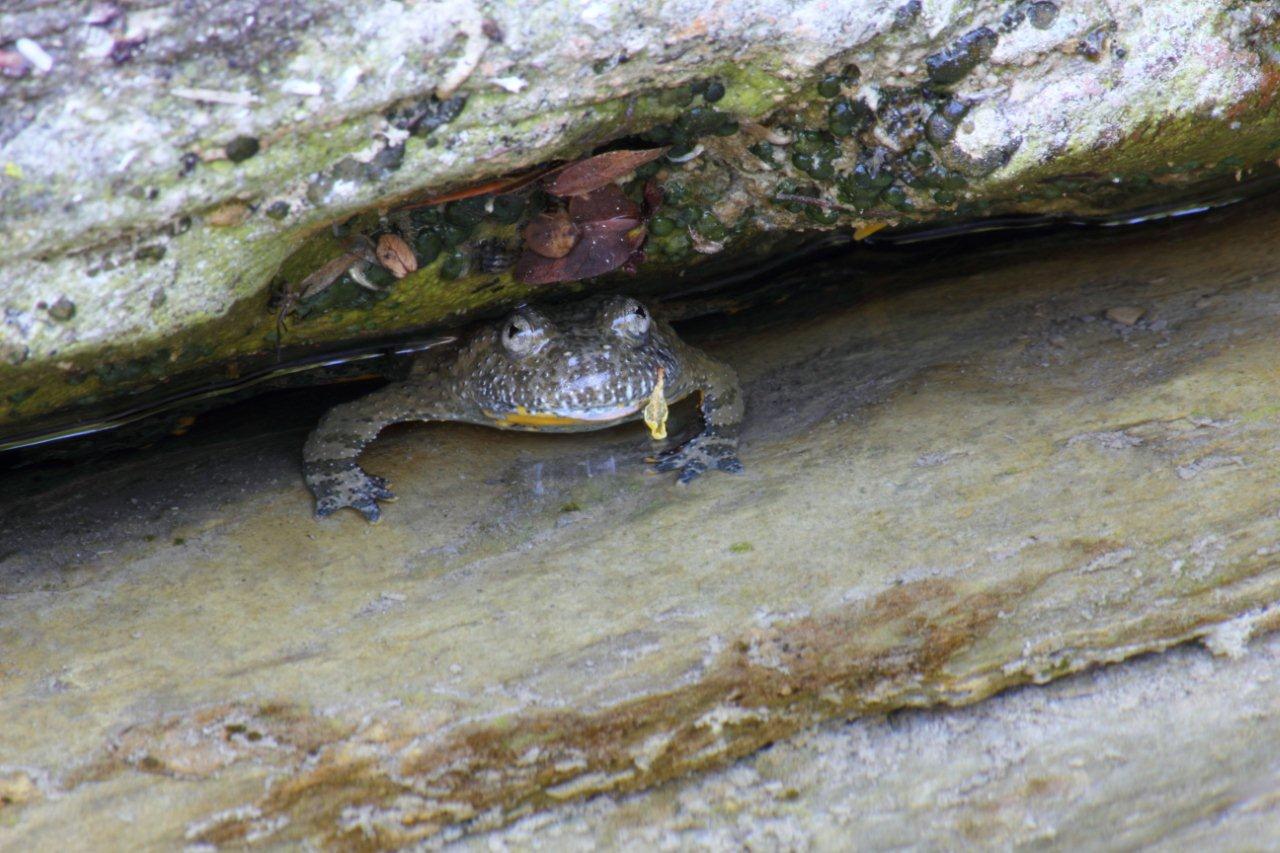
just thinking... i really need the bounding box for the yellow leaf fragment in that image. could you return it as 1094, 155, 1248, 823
206, 202, 251, 227
644, 367, 669, 441
853, 221, 889, 240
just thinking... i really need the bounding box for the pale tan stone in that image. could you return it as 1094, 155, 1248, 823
3, 199, 1280, 847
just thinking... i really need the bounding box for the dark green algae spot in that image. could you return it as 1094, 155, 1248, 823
47, 297, 77, 322
747, 71, 999, 227
1028, 1, 1059, 29
225, 136, 261, 163
925, 26, 999, 85
15, 37, 1280, 440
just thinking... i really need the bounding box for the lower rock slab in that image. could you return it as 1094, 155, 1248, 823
3, 199, 1280, 847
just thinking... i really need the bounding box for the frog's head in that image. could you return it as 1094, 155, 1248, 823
471, 295, 678, 429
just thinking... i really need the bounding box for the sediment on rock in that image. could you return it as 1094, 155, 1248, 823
5, 197, 1280, 846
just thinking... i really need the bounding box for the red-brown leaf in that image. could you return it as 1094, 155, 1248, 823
515, 219, 645, 285
296, 251, 361, 299
590, 216, 644, 235
568, 184, 641, 223
620, 247, 646, 275
398, 165, 554, 210
544, 148, 669, 197
523, 209, 581, 258
642, 179, 664, 216
0, 50, 29, 78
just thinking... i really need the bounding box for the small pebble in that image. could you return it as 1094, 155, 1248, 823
206, 202, 251, 227
1028, 1, 1059, 29
490, 75, 527, 93
280, 79, 322, 97
1105, 306, 1144, 326
816, 76, 841, 98
15, 38, 54, 72
224, 136, 260, 163
48, 296, 76, 321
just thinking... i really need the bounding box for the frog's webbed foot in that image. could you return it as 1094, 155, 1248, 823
306, 460, 396, 522
650, 433, 743, 484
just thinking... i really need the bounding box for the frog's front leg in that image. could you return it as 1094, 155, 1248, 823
652, 350, 744, 484
303, 381, 459, 522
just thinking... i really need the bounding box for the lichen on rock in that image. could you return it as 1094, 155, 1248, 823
1, 0, 1278, 444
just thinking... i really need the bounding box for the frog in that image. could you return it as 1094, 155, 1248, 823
303, 295, 744, 521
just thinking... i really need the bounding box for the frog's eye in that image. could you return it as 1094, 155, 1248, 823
608, 297, 651, 340
501, 310, 548, 357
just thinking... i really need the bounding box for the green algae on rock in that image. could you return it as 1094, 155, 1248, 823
1, 0, 1279, 443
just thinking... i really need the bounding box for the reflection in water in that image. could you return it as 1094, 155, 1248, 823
524, 452, 625, 498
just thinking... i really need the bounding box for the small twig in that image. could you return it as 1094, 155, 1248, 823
348, 263, 384, 292
171, 86, 258, 106
665, 144, 703, 164
396, 166, 552, 211
272, 246, 364, 357
741, 119, 792, 146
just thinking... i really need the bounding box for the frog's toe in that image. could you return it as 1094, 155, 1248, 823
351, 498, 383, 523
716, 452, 744, 475
364, 474, 396, 501
650, 435, 741, 483
650, 445, 689, 473
650, 446, 680, 472
675, 458, 709, 484
342, 477, 395, 521
307, 462, 396, 522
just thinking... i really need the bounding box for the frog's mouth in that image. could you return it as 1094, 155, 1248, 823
489, 403, 645, 429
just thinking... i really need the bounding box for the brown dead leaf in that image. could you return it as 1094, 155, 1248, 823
296, 251, 361, 300
523, 209, 580, 259
274, 249, 360, 347
591, 216, 646, 238
206, 202, 251, 227
376, 233, 417, 278
516, 219, 644, 284
515, 155, 659, 284
567, 184, 641, 223
400, 165, 554, 210
544, 147, 669, 197
642, 179, 664, 216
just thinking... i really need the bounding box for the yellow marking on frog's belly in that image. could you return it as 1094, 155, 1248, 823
488, 404, 641, 429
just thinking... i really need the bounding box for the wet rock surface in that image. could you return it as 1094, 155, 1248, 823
1, 0, 1278, 436
3, 196, 1280, 846
475, 632, 1280, 849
